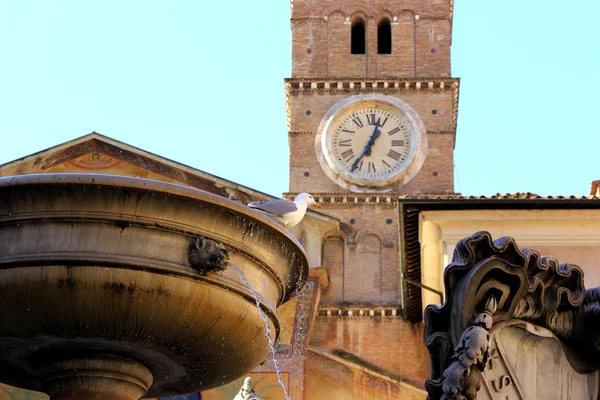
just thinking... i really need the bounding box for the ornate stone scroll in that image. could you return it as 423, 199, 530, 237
424, 231, 600, 400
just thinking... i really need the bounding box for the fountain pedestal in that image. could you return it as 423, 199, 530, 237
42, 356, 152, 400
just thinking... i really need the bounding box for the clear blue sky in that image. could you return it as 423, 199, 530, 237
0, 1, 598, 197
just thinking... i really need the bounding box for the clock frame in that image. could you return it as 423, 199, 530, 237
314, 94, 428, 192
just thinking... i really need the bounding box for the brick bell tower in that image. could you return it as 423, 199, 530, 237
285, 0, 458, 305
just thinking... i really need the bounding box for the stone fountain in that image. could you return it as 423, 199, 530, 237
0, 174, 308, 399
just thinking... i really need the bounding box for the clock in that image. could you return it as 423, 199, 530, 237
315, 94, 427, 192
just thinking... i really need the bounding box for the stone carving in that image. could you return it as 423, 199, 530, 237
424, 231, 600, 400
188, 236, 230, 275
233, 377, 262, 400
440, 296, 497, 400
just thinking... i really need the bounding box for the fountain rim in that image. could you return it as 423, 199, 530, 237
0, 173, 310, 303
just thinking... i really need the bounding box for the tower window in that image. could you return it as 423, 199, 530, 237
378, 18, 392, 54
351, 18, 366, 55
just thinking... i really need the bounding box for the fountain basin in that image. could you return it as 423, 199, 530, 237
0, 174, 308, 398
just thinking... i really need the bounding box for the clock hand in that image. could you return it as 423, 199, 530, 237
364, 129, 381, 157
351, 121, 381, 172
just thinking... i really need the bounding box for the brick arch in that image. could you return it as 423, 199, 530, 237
350, 227, 395, 249
349, 10, 369, 23
351, 227, 385, 247
325, 9, 346, 21
324, 225, 344, 241
323, 6, 346, 20
322, 5, 370, 20
372, 8, 394, 22
397, 8, 417, 18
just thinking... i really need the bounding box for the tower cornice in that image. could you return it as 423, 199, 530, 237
284, 77, 460, 131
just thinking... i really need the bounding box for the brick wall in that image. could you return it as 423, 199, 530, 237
291, 0, 452, 78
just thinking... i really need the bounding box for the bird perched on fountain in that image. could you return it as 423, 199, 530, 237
247, 192, 322, 229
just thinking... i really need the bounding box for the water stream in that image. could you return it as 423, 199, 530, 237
229, 265, 291, 400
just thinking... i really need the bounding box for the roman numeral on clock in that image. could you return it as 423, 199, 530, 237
352, 117, 364, 128
392, 140, 404, 146
388, 127, 400, 136
387, 149, 402, 161
368, 162, 376, 173
341, 149, 354, 161
367, 114, 387, 128
366, 114, 388, 127
338, 139, 351, 147
382, 159, 391, 169
366, 114, 376, 125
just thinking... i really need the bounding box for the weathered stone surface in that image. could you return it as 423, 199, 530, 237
477, 322, 599, 400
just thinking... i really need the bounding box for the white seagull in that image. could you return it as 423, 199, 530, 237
247, 192, 322, 229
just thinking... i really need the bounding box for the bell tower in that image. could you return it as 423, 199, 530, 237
285, 0, 458, 305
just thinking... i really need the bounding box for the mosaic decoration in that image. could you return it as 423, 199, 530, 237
68, 152, 121, 169
40, 138, 256, 204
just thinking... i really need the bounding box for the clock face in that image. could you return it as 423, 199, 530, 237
316, 95, 426, 190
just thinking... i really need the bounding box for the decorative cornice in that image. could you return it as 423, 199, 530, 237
288, 131, 316, 136
289, 130, 455, 136
418, 16, 451, 21
428, 130, 455, 135
317, 305, 402, 319
285, 77, 458, 93
290, 17, 324, 23
285, 78, 460, 131
284, 192, 398, 207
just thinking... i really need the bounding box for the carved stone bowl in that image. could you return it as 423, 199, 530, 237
0, 174, 308, 399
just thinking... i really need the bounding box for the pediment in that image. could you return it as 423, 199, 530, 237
0, 132, 272, 205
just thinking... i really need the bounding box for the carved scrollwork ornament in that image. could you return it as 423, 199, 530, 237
424, 231, 600, 400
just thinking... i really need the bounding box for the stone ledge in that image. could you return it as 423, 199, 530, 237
317, 305, 403, 319
288, 130, 455, 136
284, 78, 460, 131
284, 193, 398, 207
285, 77, 459, 93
